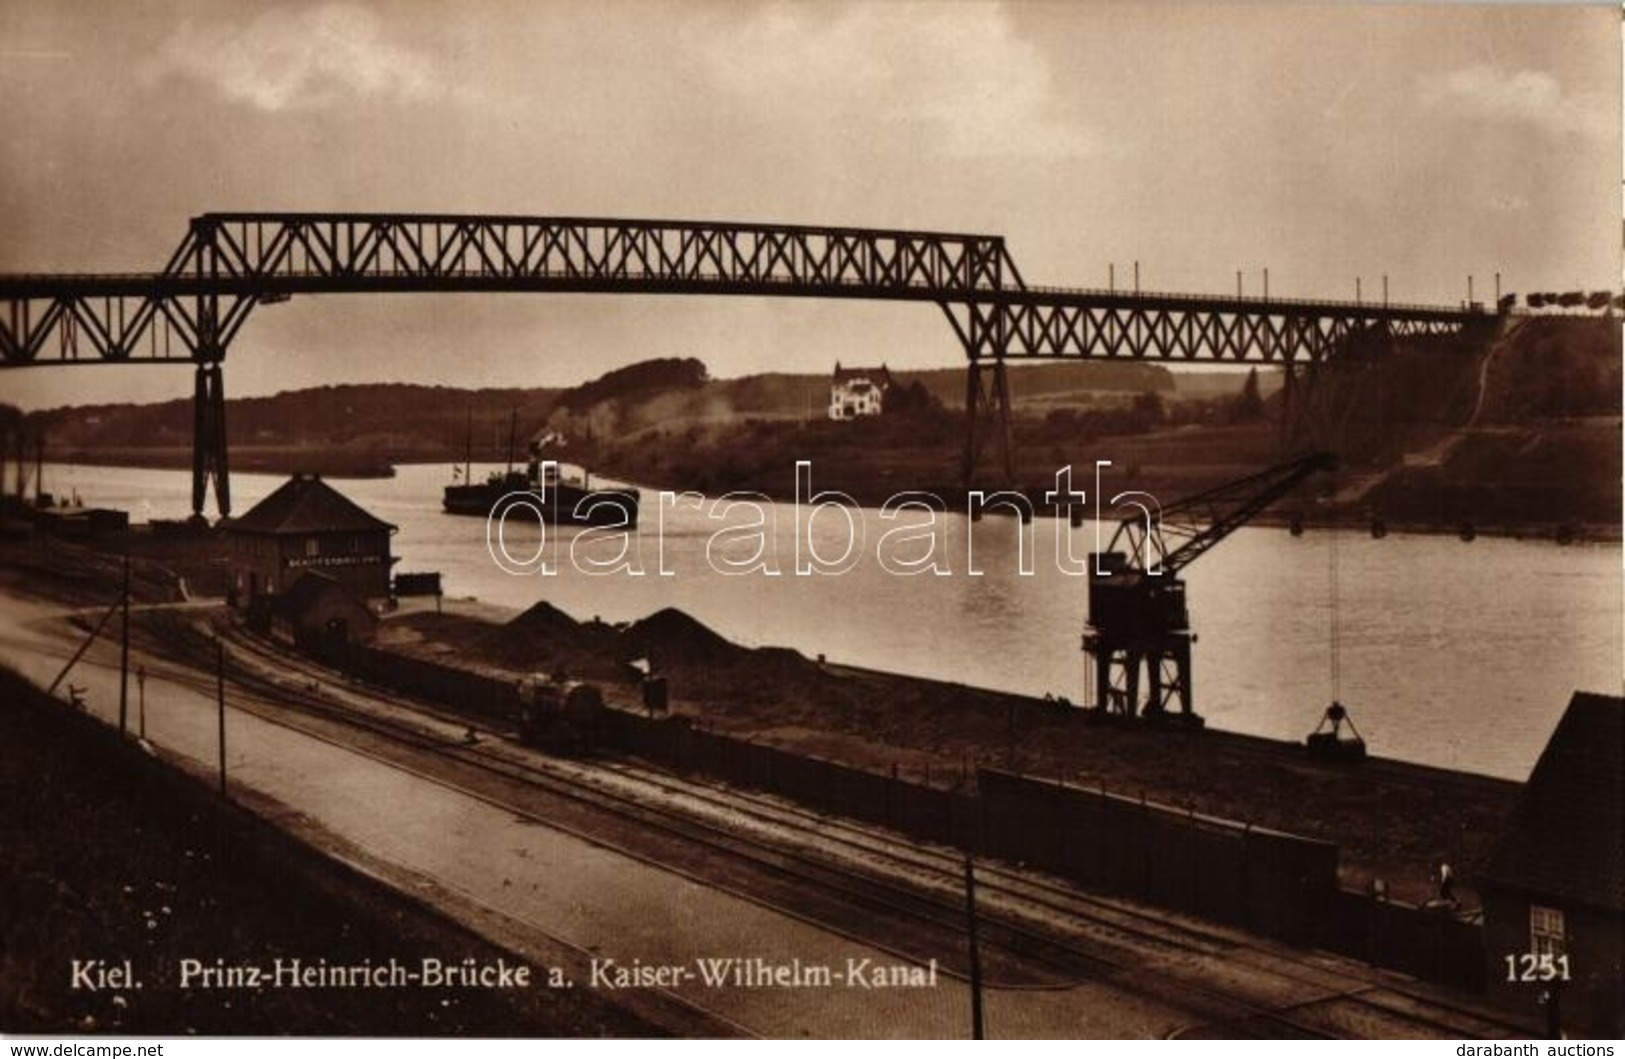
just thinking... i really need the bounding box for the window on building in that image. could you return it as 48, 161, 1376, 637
1530, 905, 1566, 957
305, 537, 319, 558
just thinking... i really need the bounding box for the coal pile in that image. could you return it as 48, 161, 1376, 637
475, 601, 624, 681
619, 607, 743, 669
619, 608, 841, 710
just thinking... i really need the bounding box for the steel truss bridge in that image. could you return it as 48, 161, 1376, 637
0, 213, 1497, 517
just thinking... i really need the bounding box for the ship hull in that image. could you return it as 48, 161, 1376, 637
443, 482, 640, 527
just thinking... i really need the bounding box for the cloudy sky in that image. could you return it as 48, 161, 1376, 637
0, 1, 1618, 409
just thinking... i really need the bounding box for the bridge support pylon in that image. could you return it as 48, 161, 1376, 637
188, 217, 231, 521
961, 356, 1015, 488
1279, 358, 1333, 455
1279, 361, 1296, 454
191, 362, 230, 520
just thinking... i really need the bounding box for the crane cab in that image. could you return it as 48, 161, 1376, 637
1088, 551, 1190, 638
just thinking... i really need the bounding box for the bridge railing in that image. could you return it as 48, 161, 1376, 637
1012, 282, 1490, 318
0, 270, 1488, 318
0, 268, 984, 300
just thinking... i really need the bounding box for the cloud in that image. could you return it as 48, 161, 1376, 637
1419, 64, 1612, 141
146, 4, 448, 112
684, 3, 1107, 161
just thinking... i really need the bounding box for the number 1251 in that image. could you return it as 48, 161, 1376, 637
1504, 954, 1571, 982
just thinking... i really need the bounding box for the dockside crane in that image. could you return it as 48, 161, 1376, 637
1084, 451, 1337, 727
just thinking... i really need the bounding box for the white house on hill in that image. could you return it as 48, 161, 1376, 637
828, 362, 893, 420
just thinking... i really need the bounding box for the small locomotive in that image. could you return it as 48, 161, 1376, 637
516, 674, 606, 755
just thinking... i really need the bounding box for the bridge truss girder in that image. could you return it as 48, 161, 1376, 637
190, 213, 1010, 293
943, 298, 1466, 363
0, 215, 1010, 366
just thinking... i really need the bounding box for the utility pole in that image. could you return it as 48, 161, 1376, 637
48, 594, 120, 698
1356, 277, 1363, 305
137, 665, 146, 740
216, 639, 227, 798
1133, 260, 1140, 294
1108, 263, 1115, 293
118, 552, 130, 736
963, 853, 986, 1039
1236, 270, 1242, 298
1263, 267, 1270, 301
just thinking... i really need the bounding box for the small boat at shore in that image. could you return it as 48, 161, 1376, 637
443, 441, 639, 527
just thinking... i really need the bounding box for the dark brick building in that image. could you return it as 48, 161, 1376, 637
271, 571, 379, 655
229, 474, 395, 603
1481, 691, 1623, 1038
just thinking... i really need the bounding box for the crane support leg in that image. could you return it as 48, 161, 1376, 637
1171, 638, 1192, 716
1087, 638, 1199, 725
1144, 638, 1194, 721
1092, 643, 1115, 715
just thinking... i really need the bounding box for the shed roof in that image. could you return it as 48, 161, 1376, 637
229, 474, 394, 536
1483, 691, 1623, 912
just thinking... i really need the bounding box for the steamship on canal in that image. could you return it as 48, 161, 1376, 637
443, 440, 640, 528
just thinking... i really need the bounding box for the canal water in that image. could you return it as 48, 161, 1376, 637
38, 461, 1624, 782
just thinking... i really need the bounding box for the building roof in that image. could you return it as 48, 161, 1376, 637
229, 473, 395, 536
831, 362, 892, 386
1483, 691, 1623, 912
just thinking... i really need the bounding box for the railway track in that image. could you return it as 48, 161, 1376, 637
588, 765, 1522, 1039
64, 605, 1534, 1039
